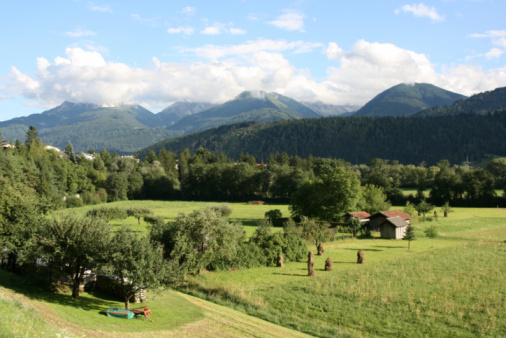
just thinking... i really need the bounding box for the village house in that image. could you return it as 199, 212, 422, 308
1, 142, 15, 149
377, 216, 409, 239
44, 145, 61, 152
368, 210, 413, 231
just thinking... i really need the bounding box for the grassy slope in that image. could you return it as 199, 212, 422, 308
6, 202, 506, 337
0, 275, 309, 338
184, 207, 506, 337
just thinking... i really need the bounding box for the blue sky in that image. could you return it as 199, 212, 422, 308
1, 0, 505, 120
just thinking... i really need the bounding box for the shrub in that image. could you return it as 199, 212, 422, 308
85, 207, 127, 221
65, 196, 83, 208
207, 204, 233, 217
143, 214, 165, 227
265, 209, 283, 220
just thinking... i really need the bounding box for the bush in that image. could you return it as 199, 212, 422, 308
85, 207, 127, 221
65, 196, 83, 208
143, 214, 165, 227
207, 204, 233, 217
265, 209, 282, 220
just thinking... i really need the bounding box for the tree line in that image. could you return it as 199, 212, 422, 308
1, 126, 505, 210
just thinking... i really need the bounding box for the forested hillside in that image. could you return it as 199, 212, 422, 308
137, 111, 506, 165
416, 86, 506, 116
353, 83, 466, 117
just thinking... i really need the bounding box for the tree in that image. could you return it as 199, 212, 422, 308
290, 167, 362, 221
64, 141, 77, 164
100, 149, 112, 168
38, 213, 111, 298
348, 216, 361, 238
126, 207, 152, 225
424, 224, 439, 248
101, 226, 165, 309
415, 200, 434, 221
152, 208, 245, 279
105, 172, 129, 202
440, 202, 454, 217
300, 216, 332, 252
361, 184, 391, 215
25, 125, 39, 147
403, 225, 416, 251
0, 177, 43, 272
265, 209, 282, 221
403, 201, 417, 218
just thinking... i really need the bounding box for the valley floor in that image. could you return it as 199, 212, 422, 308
1, 203, 505, 337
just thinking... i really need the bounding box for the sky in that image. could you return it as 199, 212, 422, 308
1, 0, 506, 120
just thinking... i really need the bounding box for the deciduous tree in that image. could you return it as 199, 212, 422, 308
101, 225, 165, 309
38, 213, 111, 298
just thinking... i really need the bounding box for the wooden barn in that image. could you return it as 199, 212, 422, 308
368, 210, 413, 231
378, 216, 409, 239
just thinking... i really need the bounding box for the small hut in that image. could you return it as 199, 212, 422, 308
378, 216, 409, 239
369, 210, 413, 231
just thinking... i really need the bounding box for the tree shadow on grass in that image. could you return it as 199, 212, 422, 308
342, 248, 383, 251
371, 245, 406, 249
332, 261, 356, 264
272, 272, 307, 277
0, 270, 120, 313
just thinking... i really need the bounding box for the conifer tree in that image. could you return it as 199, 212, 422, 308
403, 225, 416, 251
64, 141, 77, 163
25, 125, 39, 147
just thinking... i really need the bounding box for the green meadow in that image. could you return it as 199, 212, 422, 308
2, 202, 505, 337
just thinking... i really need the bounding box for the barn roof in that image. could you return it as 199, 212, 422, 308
382, 216, 409, 228
371, 210, 413, 220
345, 211, 371, 219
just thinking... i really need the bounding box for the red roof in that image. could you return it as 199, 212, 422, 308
346, 211, 371, 219
373, 210, 413, 220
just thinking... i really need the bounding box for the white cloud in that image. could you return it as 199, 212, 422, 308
2, 41, 506, 112
201, 26, 222, 35
131, 14, 158, 26
182, 6, 195, 15
469, 30, 506, 60
186, 39, 323, 59
485, 48, 504, 59
88, 2, 112, 13
64, 29, 97, 38
200, 24, 245, 35
395, 3, 444, 22
167, 26, 194, 35
229, 27, 246, 35
269, 11, 305, 32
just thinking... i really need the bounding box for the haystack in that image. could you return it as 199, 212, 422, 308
357, 249, 365, 264
317, 242, 324, 256
324, 257, 332, 271
276, 253, 284, 268
307, 251, 315, 276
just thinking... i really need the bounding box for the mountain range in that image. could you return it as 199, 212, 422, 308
2, 83, 504, 159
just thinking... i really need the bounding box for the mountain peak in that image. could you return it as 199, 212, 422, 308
353, 83, 466, 117
236, 90, 268, 100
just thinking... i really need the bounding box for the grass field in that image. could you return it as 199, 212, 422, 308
3, 202, 506, 337
56, 200, 290, 234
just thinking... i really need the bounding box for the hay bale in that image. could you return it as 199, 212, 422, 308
276, 253, 284, 268
324, 257, 333, 271
317, 242, 324, 256
307, 251, 315, 276
357, 249, 365, 264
